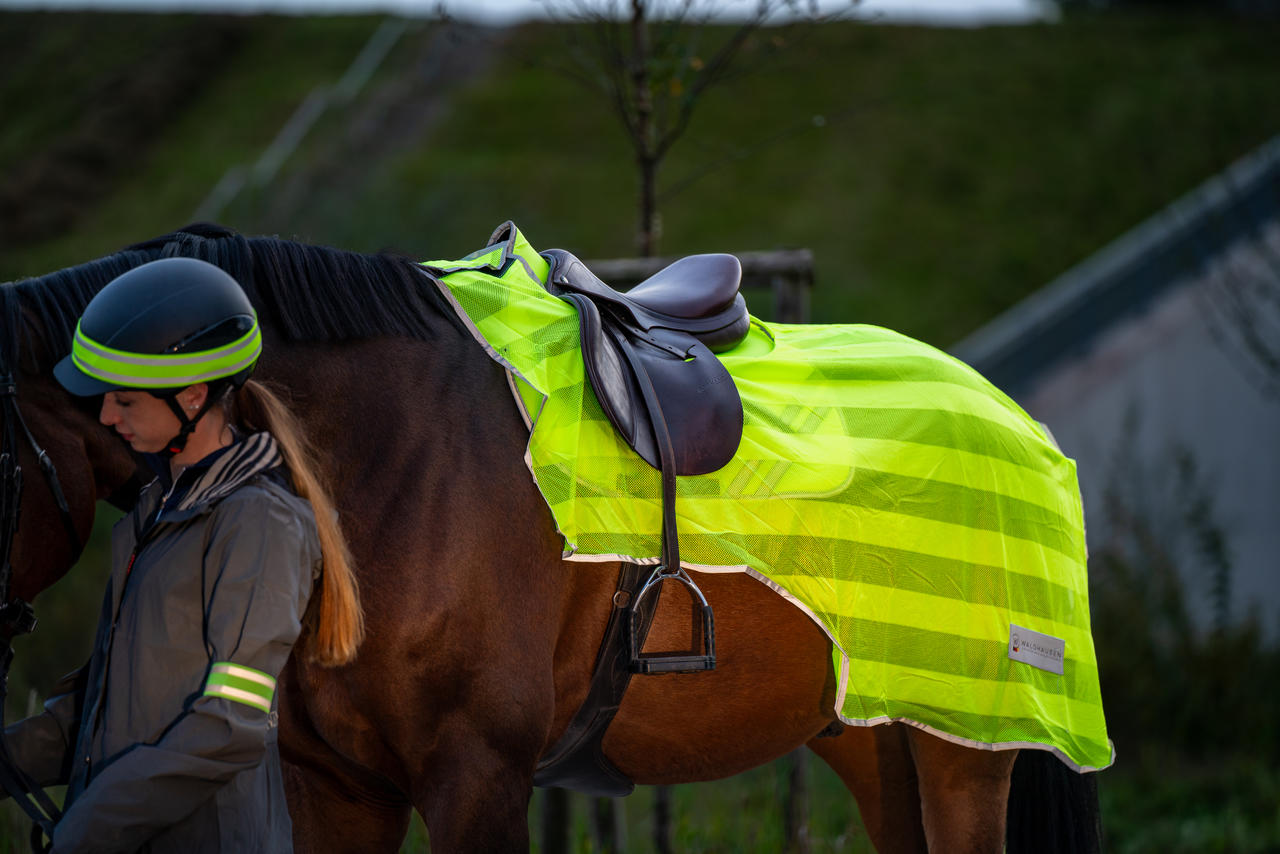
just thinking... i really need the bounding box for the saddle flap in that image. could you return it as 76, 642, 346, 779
570, 295, 641, 452
624, 329, 742, 476
572, 291, 742, 476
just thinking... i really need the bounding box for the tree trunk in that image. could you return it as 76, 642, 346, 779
783, 749, 811, 853
540, 788, 570, 854
636, 154, 659, 258
630, 0, 657, 258
591, 796, 625, 853
653, 784, 673, 854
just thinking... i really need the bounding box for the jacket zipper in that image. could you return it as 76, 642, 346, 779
84, 509, 165, 775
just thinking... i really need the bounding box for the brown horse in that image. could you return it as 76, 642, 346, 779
2, 224, 1101, 853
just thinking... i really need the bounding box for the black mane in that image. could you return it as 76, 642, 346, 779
0, 222, 464, 372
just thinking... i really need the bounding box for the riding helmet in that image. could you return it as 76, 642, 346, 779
54, 257, 261, 398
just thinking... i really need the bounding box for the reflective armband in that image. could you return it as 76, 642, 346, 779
203, 662, 276, 713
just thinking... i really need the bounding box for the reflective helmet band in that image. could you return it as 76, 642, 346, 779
70, 316, 262, 389
203, 662, 276, 713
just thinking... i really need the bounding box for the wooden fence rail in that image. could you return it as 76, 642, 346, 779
585, 248, 814, 325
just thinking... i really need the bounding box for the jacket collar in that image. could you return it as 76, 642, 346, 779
147, 431, 285, 521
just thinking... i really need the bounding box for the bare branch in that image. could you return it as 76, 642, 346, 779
540, 0, 845, 253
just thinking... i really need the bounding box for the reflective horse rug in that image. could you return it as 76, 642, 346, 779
424, 224, 1113, 772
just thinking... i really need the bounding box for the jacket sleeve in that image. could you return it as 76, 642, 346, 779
0, 666, 87, 793
51, 488, 319, 854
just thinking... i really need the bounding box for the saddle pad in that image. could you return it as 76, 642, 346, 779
423, 226, 1113, 772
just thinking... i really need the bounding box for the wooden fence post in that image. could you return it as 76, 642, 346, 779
540, 788, 570, 854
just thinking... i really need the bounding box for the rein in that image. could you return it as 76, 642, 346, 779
0, 362, 83, 850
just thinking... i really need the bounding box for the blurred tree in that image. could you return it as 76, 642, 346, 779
536, 4, 846, 847
1090, 413, 1280, 762
540, 0, 842, 257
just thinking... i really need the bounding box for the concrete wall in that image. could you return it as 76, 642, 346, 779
952, 137, 1280, 640
1019, 223, 1280, 638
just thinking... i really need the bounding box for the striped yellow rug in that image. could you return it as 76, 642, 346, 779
425, 224, 1112, 772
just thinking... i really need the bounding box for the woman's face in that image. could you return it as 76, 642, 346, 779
99, 389, 195, 454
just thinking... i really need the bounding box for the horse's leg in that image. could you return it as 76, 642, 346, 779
269, 343, 567, 853
807, 723, 928, 854
905, 727, 1017, 854
407, 720, 538, 853
283, 759, 412, 854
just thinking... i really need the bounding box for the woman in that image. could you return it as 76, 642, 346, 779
6, 256, 363, 853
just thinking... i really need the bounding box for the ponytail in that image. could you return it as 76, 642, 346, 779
229, 379, 365, 666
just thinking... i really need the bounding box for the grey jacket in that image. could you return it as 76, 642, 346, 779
6, 432, 319, 854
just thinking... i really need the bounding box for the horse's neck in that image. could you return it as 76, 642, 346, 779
13, 374, 138, 600
266, 328, 526, 496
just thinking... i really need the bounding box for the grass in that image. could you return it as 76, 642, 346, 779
1099, 754, 1280, 854
392, 756, 873, 853
232, 10, 1280, 346
6, 10, 1280, 348
0, 13, 384, 280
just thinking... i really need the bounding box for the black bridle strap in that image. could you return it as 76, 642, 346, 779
14, 415, 81, 561
0, 379, 82, 563
0, 372, 74, 843
0, 757, 57, 841
0, 661, 61, 841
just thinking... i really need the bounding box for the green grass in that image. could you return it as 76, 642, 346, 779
392, 756, 873, 853
0, 13, 384, 280
1099, 754, 1280, 854
228, 10, 1280, 346
6, 10, 1280, 347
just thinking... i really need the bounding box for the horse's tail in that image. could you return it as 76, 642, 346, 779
1005, 749, 1102, 854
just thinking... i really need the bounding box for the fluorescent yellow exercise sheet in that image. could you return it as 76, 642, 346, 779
425, 224, 1112, 772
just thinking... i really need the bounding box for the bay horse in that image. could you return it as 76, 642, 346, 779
1, 223, 1103, 853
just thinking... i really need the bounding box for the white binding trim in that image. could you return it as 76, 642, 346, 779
833, 713, 1116, 774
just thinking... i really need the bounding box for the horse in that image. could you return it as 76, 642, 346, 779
1, 223, 1105, 853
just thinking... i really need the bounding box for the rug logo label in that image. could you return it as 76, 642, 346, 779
1008, 624, 1065, 675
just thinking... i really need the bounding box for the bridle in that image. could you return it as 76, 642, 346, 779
0, 356, 83, 850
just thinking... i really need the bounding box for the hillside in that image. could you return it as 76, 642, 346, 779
3, 10, 1280, 347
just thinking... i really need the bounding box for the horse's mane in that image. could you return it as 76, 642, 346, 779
1, 222, 464, 372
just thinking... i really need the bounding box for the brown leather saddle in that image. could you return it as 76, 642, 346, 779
533, 247, 751, 795
541, 248, 749, 477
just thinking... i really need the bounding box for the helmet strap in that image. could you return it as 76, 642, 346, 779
156, 392, 219, 461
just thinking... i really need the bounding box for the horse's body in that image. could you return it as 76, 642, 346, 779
2, 225, 1100, 853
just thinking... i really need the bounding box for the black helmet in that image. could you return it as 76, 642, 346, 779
53, 257, 262, 457
54, 257, 260, 398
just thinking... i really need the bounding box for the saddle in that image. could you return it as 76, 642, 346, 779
533, 247, 750, 795
541, 249, 749, 476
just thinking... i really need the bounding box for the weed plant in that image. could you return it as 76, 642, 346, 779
1089, 441, 1280, 852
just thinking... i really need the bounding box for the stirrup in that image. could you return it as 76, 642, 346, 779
628, 565, 716, 674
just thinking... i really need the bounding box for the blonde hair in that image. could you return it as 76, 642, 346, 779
228, 379, 365, 666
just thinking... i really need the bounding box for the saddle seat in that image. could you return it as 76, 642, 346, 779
623, 254, 746, 329
543, 249, 748, 476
